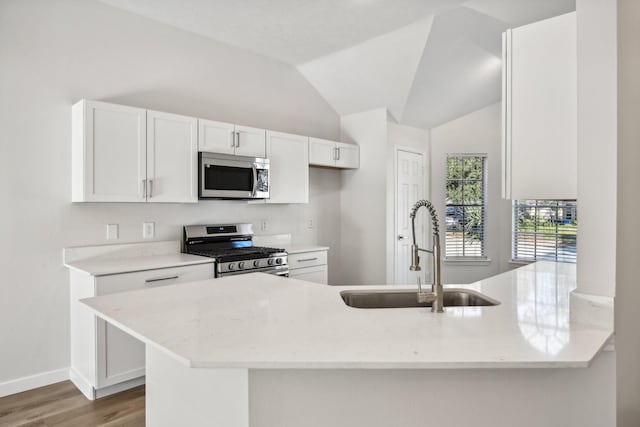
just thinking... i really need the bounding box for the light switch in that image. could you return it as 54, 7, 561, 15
260, 219, 268, 232
143, 222, 155, 239
106, 224, 118, 240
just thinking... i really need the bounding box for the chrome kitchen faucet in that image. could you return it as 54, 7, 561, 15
409, 200, 444, 313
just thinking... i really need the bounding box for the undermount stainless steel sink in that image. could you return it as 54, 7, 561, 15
340, 288, 500, 309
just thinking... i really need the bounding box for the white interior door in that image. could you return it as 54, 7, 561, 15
395, 149, 425, 285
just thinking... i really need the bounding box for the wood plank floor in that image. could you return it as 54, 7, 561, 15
0, 381, 144, 427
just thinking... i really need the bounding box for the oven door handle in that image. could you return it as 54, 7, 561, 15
251, 164, 258, 196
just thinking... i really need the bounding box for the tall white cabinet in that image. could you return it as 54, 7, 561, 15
502, 12, 577, 200
72, 100, 198, 203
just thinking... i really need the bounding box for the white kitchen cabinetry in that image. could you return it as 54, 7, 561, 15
309, 137, 359, 169
288, 250, 328, 284
266, 131, 309, 204
502, 12, 577, 200
70, 263, 213, 399
72, 100, 146, 202
198, 119, 266, 158
72, 100, 198, 203
147, 110, 198, 203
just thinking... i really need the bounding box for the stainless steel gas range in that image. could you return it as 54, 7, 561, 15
183, 223, 288, 278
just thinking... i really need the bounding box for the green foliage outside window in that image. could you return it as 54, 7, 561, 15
445, 155, 486, 257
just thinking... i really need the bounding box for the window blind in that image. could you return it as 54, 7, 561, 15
512, 200, 577, 263
445, 155, 487, 258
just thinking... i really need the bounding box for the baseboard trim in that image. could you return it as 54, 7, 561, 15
95, 376, 145, 399
0, 368, 69, 398
69, 367, 95, 400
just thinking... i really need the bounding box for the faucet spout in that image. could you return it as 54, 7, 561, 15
409, 199, 444, 313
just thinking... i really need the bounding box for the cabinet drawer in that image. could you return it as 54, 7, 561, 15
96, 263, 214, 296
288, 251, 327, 269
289, 265, 328, 285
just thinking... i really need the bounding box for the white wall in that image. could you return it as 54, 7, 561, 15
0, 0, 341, 387
430, 103, 512, 284
616, 0, 640, 424
339, 109, 388, 285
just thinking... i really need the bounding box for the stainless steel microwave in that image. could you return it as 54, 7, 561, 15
199, 152, 270, 199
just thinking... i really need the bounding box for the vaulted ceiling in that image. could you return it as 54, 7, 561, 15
100, 0, 575, 128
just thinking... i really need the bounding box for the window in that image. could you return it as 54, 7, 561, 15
445, 154, 487, 258
512, 200, 577, 263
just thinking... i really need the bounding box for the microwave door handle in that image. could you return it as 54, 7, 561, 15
251, 165, 258, 196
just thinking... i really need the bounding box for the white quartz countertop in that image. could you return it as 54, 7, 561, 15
285, 245, 329, 254
65, 253, 214, 276
81, 261, 613, 369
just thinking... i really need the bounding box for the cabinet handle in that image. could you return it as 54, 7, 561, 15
333, 147, 338, 161
148, 179, 153, 198
230, 131, 235, 148
337, 148, 341, 161
236, 131, 240, 148
297, 257, 318, 263
145, 275, 179, 283
142, 179, 147, 198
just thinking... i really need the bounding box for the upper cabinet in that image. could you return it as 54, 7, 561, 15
72, 100, 147, 202
72, 100, 198, 203
502, 12, 577, 200
146, 111, 198, 203
265, 131, 309, 204
309, 137, 359, 169
198, 119, 266, 158
73, 100, 359, 204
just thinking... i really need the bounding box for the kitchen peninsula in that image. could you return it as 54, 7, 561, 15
82, 262, 614, 427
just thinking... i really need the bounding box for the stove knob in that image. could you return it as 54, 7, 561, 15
253, 260, 260, 267
238, 262, 245, 269
228, 263, 235, 271
276, 258, 283, 265
267, 259, 274, 266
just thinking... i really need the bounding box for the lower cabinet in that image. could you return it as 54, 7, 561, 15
69, 263, 214, 399
288, 250, 328, 285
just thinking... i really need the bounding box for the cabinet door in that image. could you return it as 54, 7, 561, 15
266, 131, 309, 204
234, 125, 266, 158
147, 111, 198, 203
336, 143, 360, 169
95, 263, 213, 388
73, 100, 146, 202
309, 137, 337, 167
198, 119, 235, 154
289, 266, 328, 285
504, 12, 577, 200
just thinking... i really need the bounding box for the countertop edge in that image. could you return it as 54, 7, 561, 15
65, 256, 214, 277
286, 246, 330, 254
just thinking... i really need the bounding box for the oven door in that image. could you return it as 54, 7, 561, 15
199, 153, 269, 199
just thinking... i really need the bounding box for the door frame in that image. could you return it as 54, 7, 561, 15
391, 145, 428, 284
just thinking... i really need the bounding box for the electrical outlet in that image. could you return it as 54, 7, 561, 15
260, 219, 268, 232
143, 222, 155, 239
307, 219, 314, 229
106, 224, 119, 240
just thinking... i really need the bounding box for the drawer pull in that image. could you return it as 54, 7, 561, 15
297, 257, 318, 263
145, 275, 179, 283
